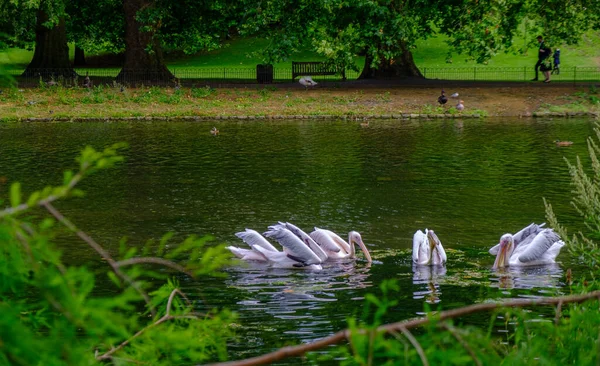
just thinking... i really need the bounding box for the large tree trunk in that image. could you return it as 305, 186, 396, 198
358, 42, 423, 79
116, 0, 173, 84
23, 10, 74, 79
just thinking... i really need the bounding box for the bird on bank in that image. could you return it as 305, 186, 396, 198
456, 100, 465, 111
299, 76, 318, 89
450, 92, 459, 98
555, 140, 573, 146
210, 127, 219, 136
438, 90, 448, 105
83, 72, 91, 88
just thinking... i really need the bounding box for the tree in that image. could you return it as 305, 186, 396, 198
242, 0, 600, 79
117, 0, 240, 82
0, 0, 73, 77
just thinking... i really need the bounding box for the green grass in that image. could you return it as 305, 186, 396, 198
2, 31, 599, 72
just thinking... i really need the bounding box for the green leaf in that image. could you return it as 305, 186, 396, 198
10, 182, 21, 208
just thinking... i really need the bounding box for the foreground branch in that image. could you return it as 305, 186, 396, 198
208, 290, 600, 366
43, 202, 156, 316
97, 288, 196, 361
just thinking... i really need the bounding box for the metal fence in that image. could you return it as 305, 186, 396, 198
7, 66, 600, 87
421, 66, 600, 82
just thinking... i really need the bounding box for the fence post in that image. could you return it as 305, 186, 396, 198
474, 67, 476, 81
574, 66, 577, 85
524, 66, 526, 81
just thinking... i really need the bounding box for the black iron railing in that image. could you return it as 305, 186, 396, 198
6, 66, 600, 87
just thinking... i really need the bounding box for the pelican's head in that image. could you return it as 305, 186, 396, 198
493, 234, 514, 269
349, 231, 372, 263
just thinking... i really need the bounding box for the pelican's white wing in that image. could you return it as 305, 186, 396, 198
518, 229, 560, 263
412, 230, 427, 264
489, 223, 546, 255
264, 227, 322, 265
235, 229, 279, 252
252, 245, 322, 269
310, 228, 346, 253
281, 222, 329, 262
226, 246, 267, 261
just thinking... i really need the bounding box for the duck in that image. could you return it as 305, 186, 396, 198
210, 127, 219, 136
450, 92, 459, 98
555, 140, 573, 146
437, 90, 448, 105
456, 100, 465, 111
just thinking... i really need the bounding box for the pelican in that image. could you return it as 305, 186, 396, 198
227, 228, 278, 261
262, 226, 323, 269
270, 222, 329, 262
310, 228, 373, 263
299, 76, 317, 89
491, 224, 565, 268
227, 228, 322, 269
412, 229, 447, 266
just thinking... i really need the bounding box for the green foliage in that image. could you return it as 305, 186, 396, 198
0, 144, 235, 365
545, 123, 600, 267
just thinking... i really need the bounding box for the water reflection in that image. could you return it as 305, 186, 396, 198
412, 265, 447, 304
491, 264, 564, 291
226, 260, 373, 338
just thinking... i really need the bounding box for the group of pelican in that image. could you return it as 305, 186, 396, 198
228, 222, 565, 270
413, 223, 564, 269
226, 222, 372, 270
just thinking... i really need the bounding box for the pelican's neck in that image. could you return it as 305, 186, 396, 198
348, 232, 356, 257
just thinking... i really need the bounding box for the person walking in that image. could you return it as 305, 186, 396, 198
532, 36, 551, 81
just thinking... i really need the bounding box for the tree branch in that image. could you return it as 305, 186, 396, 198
0, 170, 84, 219
97, 288, 196, 361
207, 290, 600, 366
117, 257, 193, 277
42, 202, 156, 316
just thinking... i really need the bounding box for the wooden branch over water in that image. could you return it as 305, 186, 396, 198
208, 290, 600, 366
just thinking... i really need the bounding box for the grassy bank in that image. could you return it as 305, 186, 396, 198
1, 83, 599, 121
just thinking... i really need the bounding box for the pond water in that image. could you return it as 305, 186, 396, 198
0, 118, 595, 362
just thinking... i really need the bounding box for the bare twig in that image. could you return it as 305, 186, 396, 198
440, 323, 481, 366
396, 326, 428, 366
117, 257, 193, 277
207, 290, 600, 366
555, 300, 563, 325
97, 288, 196, 361
42, 202, 156, 316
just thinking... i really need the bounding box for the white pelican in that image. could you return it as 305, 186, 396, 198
227, 228, 322, 269
491, 224, 565, 268
412, 229, 447, 266
271, 222, 329, 262
261, 226, 323, 269
227, 228, 280, 261
309, 228, 373, 263
299, 76, 317, 89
